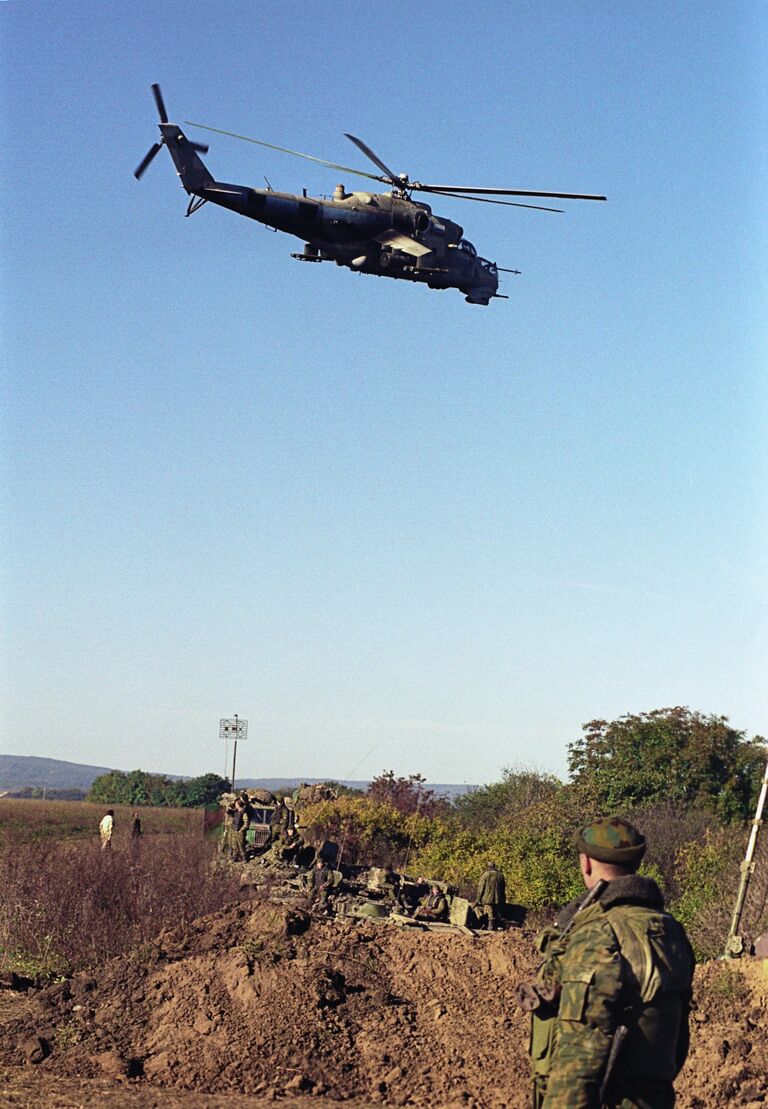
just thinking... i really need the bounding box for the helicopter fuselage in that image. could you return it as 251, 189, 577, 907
161, 124, 500, 304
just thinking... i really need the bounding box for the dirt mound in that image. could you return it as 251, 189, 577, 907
1, 898, 536, 1106
1, 898, 766, 1107
676, 960, 768, 1109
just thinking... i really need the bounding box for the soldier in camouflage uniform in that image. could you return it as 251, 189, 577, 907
276, 825, 304, 864
270, 796, 290, 842
230, 798, 250, 861
309, 859, 333, 912
414, 884, 449, 923
475, 861, 506, 930
529, 817, 694, 1109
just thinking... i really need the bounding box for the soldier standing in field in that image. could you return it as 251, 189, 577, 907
99, 810, 114, 850
527, 817, 694, 1109
475, 861, 506, 930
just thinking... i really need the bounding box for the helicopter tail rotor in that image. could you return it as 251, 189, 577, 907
134, 142, 163, 180
135, 84, 209, 180
152, 82, 169, 124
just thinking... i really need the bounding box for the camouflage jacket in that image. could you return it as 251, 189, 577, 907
311, 865, 332, 891
531, 876, 693, 1109
476, 866, 506, 905
419, 891, 449, 919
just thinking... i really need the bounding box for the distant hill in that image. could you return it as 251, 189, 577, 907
0, 755, 115, 792
0, 755, 473, 801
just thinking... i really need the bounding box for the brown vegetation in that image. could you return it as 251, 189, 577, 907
0, 836, 241, 978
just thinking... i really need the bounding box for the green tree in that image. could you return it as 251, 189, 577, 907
124, 769, 153, 805
568, 707, 765, 821
88, 770, 132, 805
88, 769, 228, 808
453, 766, 562, 829
179, 773, 230, 807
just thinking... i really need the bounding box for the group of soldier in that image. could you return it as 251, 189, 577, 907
219, 792, 510, 931
220, 795, 694, 1108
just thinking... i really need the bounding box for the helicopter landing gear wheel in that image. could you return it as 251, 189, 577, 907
379, 251, 392, 269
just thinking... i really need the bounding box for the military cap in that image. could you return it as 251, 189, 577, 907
575, 816, 646, 866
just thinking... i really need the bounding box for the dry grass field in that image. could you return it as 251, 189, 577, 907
0, 797, 203, 847
0, 799, 238, 979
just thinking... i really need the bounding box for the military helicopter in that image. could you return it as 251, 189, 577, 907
135, 85, 606, 306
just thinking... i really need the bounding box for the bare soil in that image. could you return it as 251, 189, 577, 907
0, 897, 766, 1108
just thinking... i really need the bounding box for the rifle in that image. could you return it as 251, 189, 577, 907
599, 1023, 629, 1107
514, 879, 608, 1012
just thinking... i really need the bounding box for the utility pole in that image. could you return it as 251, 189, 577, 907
724, 754, 768, 958
232, 714, 239, 793
219, 716, 248, 794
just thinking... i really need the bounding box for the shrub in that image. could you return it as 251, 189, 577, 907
411, 790, 587, 909
299, 794, 439, 867
367, 771, 449, 817
671, 827, 768, 960
626, 801, 716, 900
0, 836, 241, 976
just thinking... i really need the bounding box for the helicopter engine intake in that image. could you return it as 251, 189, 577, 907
412, 210, 430, 236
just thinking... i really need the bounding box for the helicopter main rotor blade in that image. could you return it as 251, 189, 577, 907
152, 83, 169, 123
185, 122, 385, 185
134, 142, 163, 180
426, 189, 563, 213
344, 134, 402, 188
418, 184, 606, 201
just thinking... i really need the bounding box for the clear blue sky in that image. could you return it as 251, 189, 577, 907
2, 1, 766, 785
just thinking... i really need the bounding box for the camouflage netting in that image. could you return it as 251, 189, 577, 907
292, 783, 338, 805
218, 783, 338, 810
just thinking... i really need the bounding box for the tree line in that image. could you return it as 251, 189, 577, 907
88, 769, 229, 808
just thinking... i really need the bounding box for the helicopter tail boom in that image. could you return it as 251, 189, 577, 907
159, 123, 214, 194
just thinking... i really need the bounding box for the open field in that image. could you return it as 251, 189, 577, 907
0, 797, 205, 848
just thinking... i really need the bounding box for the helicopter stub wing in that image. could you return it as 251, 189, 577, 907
374, 230, 432, 257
